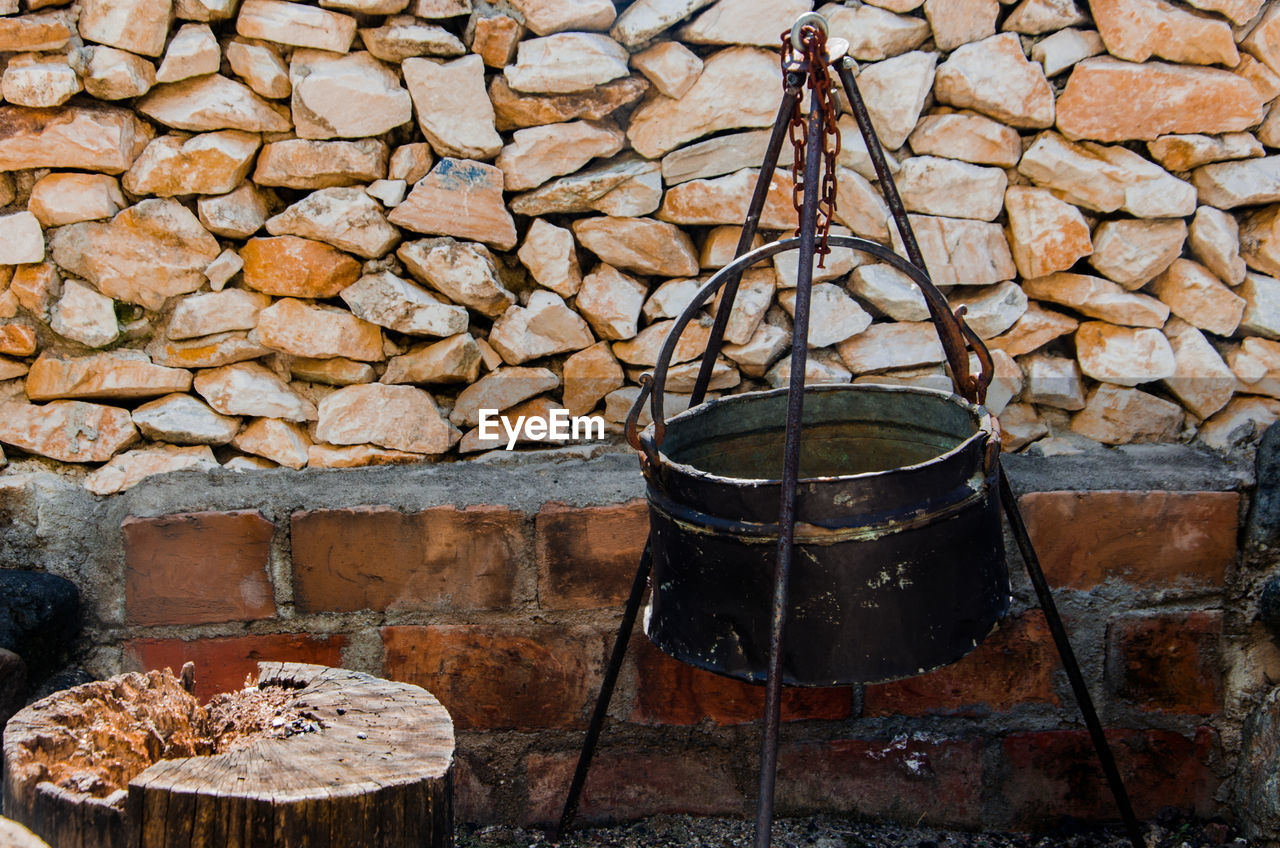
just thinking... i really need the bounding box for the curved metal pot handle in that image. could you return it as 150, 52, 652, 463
623, 234, 995, 456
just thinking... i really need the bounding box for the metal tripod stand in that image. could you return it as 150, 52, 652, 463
557, 14, 1145, 848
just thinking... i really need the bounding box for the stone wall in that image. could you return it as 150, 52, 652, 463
0, 444, 1266, 832
0, 0, 1277, 487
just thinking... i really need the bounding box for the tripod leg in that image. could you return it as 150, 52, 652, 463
999, 469, 1145, 848
556, 543, 653, 838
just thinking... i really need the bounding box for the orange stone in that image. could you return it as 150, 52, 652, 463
240, 235, 362, 298
1057, 57, 1264, 142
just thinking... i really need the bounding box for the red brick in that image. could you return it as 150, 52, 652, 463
381, 625, 608, 731
628, 637, 852, 726
1018, 491, 1237, 590
1106, 611, 1223, 714
998, 727, 1219, 828
863, 611, 1060, 716
453, 751, 498, 824
123, 510, 275, 626
775, 737, 985, 828
291, 505, 524, 613
536, 500, 648, 610
124, 633, 347, 702
523, 749, 745, 825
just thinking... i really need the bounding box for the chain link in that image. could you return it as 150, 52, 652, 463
779, 25, 841, 267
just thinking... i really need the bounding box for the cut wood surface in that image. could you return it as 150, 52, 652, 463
3, 662, 455, 848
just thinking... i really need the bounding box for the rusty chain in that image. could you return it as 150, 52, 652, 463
779, 24, 841, 267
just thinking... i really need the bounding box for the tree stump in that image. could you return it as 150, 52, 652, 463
3, 662, 454, 848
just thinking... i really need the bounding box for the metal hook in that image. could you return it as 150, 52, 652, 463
789, 11, 828, 51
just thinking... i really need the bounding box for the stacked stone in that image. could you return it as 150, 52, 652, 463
0, 0, 1277, 491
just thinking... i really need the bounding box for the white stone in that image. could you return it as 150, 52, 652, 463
710, 268, 774, 344
359, 16, 465, 62
132, 393, 240, 444
627, 46, 782, 159
1, 53, 82, 107
836, 322, 946, 374
122, 130, 261, 197
138, 74, 292, 132
1192, 156, 1280, 210
1190, 207, 1246, 288
0, 212, 44, 264
1075, 322, 1176, 387
389, 158, 517, 250
403, 55, 502, 160
203, 251, 243, 294
382, 333, 482, 385
849, 263, 930, 322
1231, 336, 1280, 400
657, 168, 793, 229
766, 350, 853, 388
198, 182, 270, 239
1198, 397, 1280, 452
290, 50, 412, 140
339, 271, 469, 337
1003, 185, 1093, 280
193, 361, 317, 420
83, 446, 219, 495
934, 33, 1055, 129
82, 46, 157, 99
231, 417, 311, 467
643, 277, 705, 321
50, 280, 118, 348
823, 2, 930, 61
266, 187, 400, 259
778, 283, 873, 347
1069, 384, 1183, 446
1240, 272, 1280, 339
235, 0, 357, 52
518, 219, 582, 298
366, 180, 406, 207
497, 120, 625, 192
398, 237, 515, 318
1003, 0, 1086, 34
450, 365, 559, 426
316, 383, 458, 454
1022, 272, 1169, 328
509, 0, 615, 35
576, 264, 647, 340
573, 216, 700, 277
254, 139, 388, 189
1164, 318, 1235, 420
897, 155, 1007, 221
1029, 26, 1104, 76
510, 154, 662, 218
722, 321, 790, 377
890, 215, 1017, 286
1149, 259, 1246, 337
175, 0, 238, 22
950, 280, 1028, 338
908, 112, 1023, 168
1147, 132, 1264, 172
680, 0, 812, 46
858, 51, 937, 151
771, 227, 865, 288
226, 39, 290, 99
79, 0, 173, 57
504, 32, 629, 94
1021, 353, 1085, 410
924, 0, 998, 52
1018, 131, 1196, 218
488, 290, 595, 364
609, 0, 717, 49
156, 23, 220, 83
831, 167, 891, 244
168, 288, 271, 339
631, 40, 702, 98
1087, 218, 1187, 290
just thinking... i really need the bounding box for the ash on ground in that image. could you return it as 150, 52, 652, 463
456, 813, 1248, 848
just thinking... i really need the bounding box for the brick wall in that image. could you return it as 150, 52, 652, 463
27, 447, 1238, 832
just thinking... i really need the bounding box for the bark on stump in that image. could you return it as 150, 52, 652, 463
2, 662, 454, 848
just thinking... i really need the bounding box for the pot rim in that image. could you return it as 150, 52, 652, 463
639, 381, 996, 488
